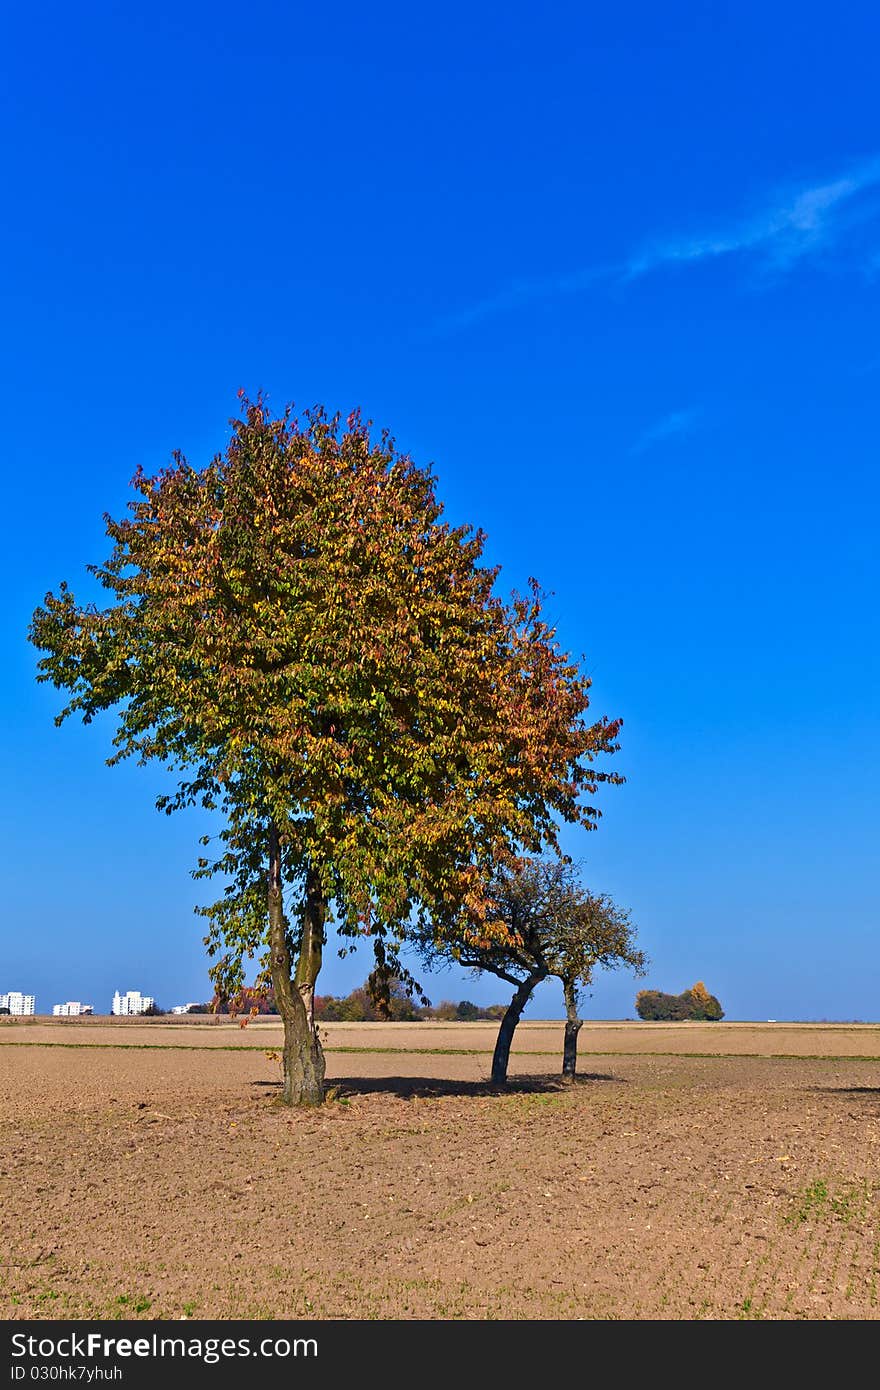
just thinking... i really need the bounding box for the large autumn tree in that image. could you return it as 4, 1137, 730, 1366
30, 395, 622, 1104
418, 858, 645, 1084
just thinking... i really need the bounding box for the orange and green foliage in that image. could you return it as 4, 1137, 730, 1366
635, 982, 724, 1021
30, 395, 621, 1103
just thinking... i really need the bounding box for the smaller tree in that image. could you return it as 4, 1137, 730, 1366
545, 889, 646, 1081
419, 858, 646, 1084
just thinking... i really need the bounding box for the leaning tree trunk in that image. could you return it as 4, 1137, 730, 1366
267, 821, 325, 1106
491, 970, 546, 1085
561, 976, 583, 1081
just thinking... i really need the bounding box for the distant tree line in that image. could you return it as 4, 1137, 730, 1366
635, 981, 724, 1021
187, 986, 280, 1016
421, 1000, 507, 1022
314, 983, 506, 1023
182, 981, 505, 1023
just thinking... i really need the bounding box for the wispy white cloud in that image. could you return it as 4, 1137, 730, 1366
436, 264, 612, 333
438, 158, 880, 331
626, 158, 880, 279
630, 408, 699, 456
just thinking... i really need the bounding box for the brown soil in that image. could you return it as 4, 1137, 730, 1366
3, 1018, 880, 1320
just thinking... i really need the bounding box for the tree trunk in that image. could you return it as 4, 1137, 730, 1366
295, 864, 326, 1033
491, 970, 546, 1085
267, 821, 325, 1106
562, 976, 582, 1081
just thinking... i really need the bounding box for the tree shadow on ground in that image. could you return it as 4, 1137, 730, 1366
808, 1085, 880, 1095
251, 1072, 619, 1100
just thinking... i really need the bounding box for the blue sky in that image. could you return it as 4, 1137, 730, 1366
2, 2, 878, 1020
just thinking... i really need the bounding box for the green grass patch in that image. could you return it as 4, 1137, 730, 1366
786, 1178, 875, 1227
786, 1178, 830, 1225
115, 1293, 152, 1315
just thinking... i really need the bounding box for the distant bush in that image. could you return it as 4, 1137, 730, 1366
455, 1000, 481, 1021
315, 978, 420, 1023
234, 986, 279, 1015
636, 981, 724, 1021
419, 998, 509, 1021
635, 990, 686, 1021
681, 981, 724, 1021
482, 1003, 507, 1020
191, 987, 279, 1015
423, 999, 457, 1021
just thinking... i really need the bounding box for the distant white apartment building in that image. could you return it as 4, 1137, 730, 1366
52, 1002, 93, 1017
111, 989, 155, 1016
0, 992, 36, 1016
171, 1004, 200, 1015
